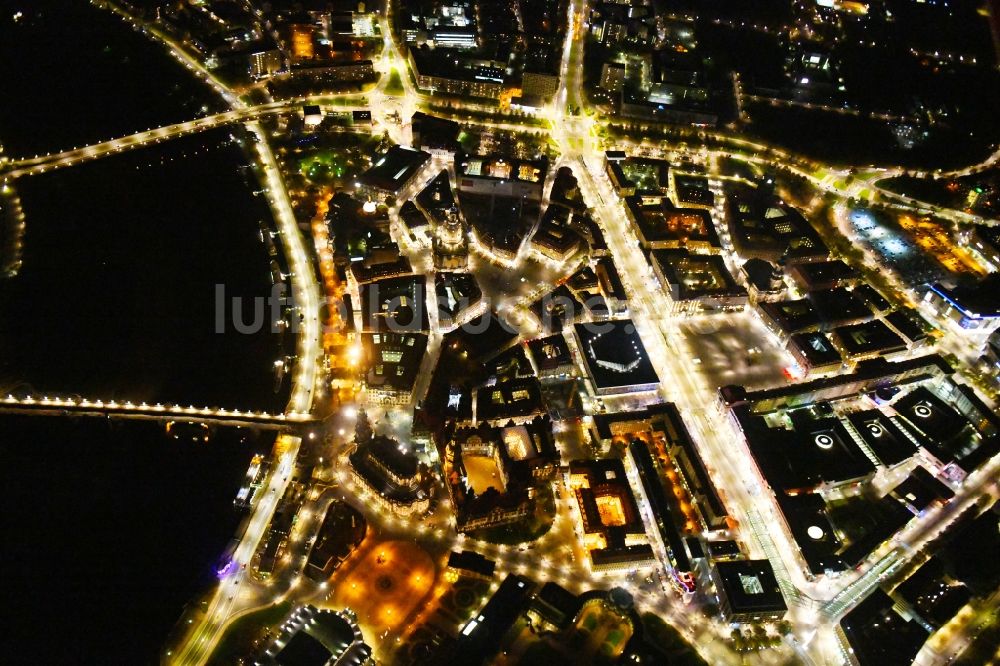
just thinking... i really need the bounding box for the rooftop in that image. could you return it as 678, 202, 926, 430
734, 406, 876, 492
844, 409, 917, 467
788, 332, 842, 369
839, 590, 929, 666
725, 185, 827, 261
651, 248, 746, 301
830, 320, 908, 358
458, 153, 547, 184
626, 196, 720, 249
712, 559, 788, 616
574, 320, 660, 394
527, 334, 573, 373
359, 145, 431, 193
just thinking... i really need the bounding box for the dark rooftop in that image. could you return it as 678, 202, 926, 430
735, 407, 876, 492
574, 320, 660, 393
527, 334, 573, 373
476, 377, 545, 422
447, 550, 497, 578
807, 288, 873, 328
788, 260, 858, 290
788, 332, 842, 369
712, 559, 788, 616
884, 308, 931, 346
456, 574, 535, 666
626, 196, 721, 249
839, 590, 930, 666
775, 492, 846, 575
274, 631, 332, 666
895, 557, 972, 629
929, 274, 1000, 319
830, 320, 908, 358
845, 409, 917, 467
725, 185, 827, 262
651, 249, 747, 302
890, 466, 955, 514
359, 145, 430, 193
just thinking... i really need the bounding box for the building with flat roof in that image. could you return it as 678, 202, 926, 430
574, 320, 660, 395
591, 403, 729, 531
410, 111, 460, 155
521, 71, 559, 100
526, 334, 574, 379
447, 550, 497, 580
888, 466, 955, 515
456, 575, 535, 665
628, 439, 697, 594
808, 288, 874, 330
758, 298, 821, 341
720, 355, 953, 413
475, 377, 545, 423
731, 405, 877, 494
250, 47, 283, 79
358, 145, 431, 198
892, 384, 1000, 481
435, 271, 482, 326
568, 458, 657, 572
358, 275, 428, 333
774, 492, 846, 576
838, 590, 929, 666
625, 196, 720, 251
650, 249, 748, 315
788, 260, 859, 291
457, 153, 548, 200
288, 59, 376, 85
600, 62, 626, 92
788, 332, 843, 375
883, 308, 931, 350
710, 559, 788, 623
408, 49, 505, 98
895, 556, 972, 630
595, 257, 628, 314
844, 409, 917, 468
829, 320, 909, 363
360, 331, 428, 405
671, 174, 715, 210
758, 289, 875, 342
605, 153, 670, 196
923, 276, 1000, 333
400, 2, 478, 49
725, 185, 827, 263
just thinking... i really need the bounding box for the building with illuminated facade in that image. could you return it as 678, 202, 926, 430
568, 458, 657, 573
348, 434, 431, 516
443, 417, 558, 533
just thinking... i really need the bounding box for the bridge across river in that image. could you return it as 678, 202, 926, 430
0, 98, 369, 179
0, 394, 314, 429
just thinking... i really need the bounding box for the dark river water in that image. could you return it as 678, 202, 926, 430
0, 1, 289, 663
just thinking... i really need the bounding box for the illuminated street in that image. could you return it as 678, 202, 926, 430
2, 0, 999, 664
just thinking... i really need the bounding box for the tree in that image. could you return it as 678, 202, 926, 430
354, 408, 373, 444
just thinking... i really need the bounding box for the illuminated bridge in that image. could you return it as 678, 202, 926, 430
0, 394, 314, 429
0, 99, 369, 179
